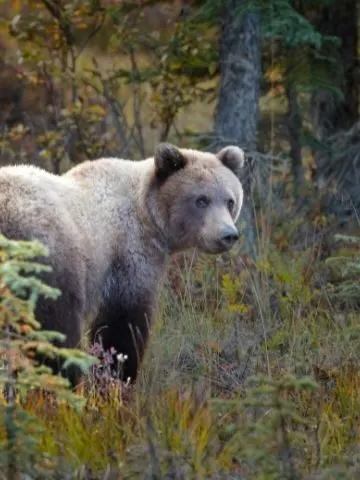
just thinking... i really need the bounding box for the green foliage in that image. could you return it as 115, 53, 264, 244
325, 234, 360, 306
0, 228, 359, 477
258, 0, 343, 100
231, 373, 318, 479
0, 0, 220, 168
0, 234, 97, 477
195, 0, 340, 49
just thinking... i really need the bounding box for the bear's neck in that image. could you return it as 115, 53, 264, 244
68, 155, 172, 265
138, 174, 176, 257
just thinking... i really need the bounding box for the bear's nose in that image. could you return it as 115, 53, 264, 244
219, 226, 239, 249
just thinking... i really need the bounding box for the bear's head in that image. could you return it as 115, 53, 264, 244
149, 142, 245, 255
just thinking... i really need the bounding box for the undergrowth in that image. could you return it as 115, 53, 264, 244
0, 218, 359, 479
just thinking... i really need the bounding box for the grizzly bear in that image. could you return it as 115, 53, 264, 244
0, 143, 244, 387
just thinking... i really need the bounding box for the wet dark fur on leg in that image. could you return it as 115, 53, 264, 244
90, 297, 153, 384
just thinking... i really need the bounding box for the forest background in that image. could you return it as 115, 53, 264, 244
0, 0, 359, 478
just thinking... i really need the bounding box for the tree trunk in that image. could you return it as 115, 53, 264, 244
209, 0, 261, 259
285, 81, 304, 200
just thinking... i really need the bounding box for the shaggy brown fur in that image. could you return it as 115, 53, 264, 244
0, 143, 245, 386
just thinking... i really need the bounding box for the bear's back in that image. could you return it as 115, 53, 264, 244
0, 159, 153, 313
0, 164, 81, 252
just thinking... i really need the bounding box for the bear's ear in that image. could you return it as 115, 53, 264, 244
154, 143, 187, 181
216, 145, 245, 178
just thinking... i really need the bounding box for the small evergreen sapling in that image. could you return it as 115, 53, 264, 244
0, 234, 97, 477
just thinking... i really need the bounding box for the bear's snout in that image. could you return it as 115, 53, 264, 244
217, 224, 239, 250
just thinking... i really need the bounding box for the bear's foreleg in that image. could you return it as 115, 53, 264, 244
33, 267, 85, 389
90, 298, 153, 384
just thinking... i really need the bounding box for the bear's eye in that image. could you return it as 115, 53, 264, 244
227, 198, 235, 212
196, 195, 211, 208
